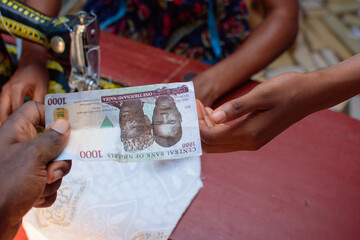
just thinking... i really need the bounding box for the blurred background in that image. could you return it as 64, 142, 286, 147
60, 0, 360, 119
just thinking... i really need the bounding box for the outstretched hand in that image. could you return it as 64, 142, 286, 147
0, 101, 71, 240
197, 72, 314, 152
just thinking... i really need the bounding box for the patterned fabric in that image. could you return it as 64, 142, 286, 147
0, 42, 73, 94
23, 157, 202, 240
0, 41, 125, 95
84, 0, 250, 64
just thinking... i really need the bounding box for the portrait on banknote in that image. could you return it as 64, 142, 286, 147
108, 100, 154, 152
152, 95, 182, 147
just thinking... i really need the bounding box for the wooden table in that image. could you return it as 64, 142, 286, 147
16, 32, 360, 240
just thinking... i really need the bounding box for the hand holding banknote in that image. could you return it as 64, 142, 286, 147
0, 101, 71, 240
45, 82, 202, 162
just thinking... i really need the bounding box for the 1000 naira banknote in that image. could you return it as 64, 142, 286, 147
45, 82, 202, 162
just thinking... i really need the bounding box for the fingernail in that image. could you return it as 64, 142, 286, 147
51, 119, 70, 134
205, 107, 213, 115
52, 169, 63, 183
211, 110, 226, 123
34, 197, 45, 206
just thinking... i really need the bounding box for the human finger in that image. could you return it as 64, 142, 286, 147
196, 99, 215, 128
196, 99, 207, 127
5, 101, 45, 127
41, 178, 62, 197
0, 89, 12, 125
210, 88, 270, 124
200, 121, 238, 146
33, 197, 46, 206
200, 122, 260, 152
27, 119, 70, 165
11, 87, 27, 113
33, 86, 47, 104
201, 104, 215, 127
46, 160, 72, 184
201, 107, 288, 152
34, 192, 57, 208
205, 107, 214, 115
0, 101, 45, 142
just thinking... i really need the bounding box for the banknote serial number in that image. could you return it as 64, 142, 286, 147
47, 97, 67, 105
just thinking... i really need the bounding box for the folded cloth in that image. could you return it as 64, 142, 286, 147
23, 157, 202, 240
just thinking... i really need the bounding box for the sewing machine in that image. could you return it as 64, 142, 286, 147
0, 0, 100, 91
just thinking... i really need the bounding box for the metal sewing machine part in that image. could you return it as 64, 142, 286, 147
0, 0, 100, 91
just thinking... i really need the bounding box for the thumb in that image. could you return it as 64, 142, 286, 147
210, 88, 268, 123
29, 119, 71, 165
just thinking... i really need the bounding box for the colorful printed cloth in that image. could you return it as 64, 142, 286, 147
0, 40, 124, 95
84, 0, 250, 64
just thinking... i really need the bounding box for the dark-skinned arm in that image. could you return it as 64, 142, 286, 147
197, 53, 360, 152
193, 0, 298, 107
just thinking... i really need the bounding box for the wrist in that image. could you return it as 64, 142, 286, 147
201, 69, 223, 99
200, 65, 234, 100
207, 58, 252, 99
301, 69, 345, 113
20, 42, 48, 66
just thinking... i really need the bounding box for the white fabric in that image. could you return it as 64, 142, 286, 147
23, 157, 202, 240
